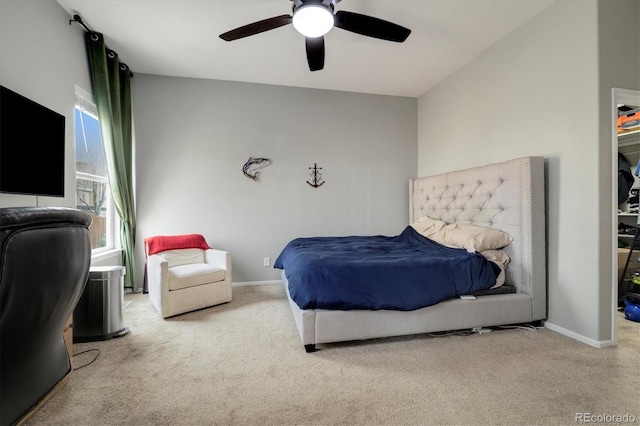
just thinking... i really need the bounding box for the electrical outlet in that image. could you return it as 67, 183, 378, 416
263, 257, 270, 267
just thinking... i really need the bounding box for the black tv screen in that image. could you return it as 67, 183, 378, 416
0, 85, 65, 197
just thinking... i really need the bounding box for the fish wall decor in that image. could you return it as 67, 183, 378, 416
242, 157, 272, 181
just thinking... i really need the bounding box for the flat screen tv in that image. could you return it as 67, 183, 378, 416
0, 85, 65, 197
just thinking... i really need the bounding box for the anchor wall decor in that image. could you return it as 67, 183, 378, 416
307, 163, 325, 188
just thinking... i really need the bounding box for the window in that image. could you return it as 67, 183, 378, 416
74, 87, 118, 253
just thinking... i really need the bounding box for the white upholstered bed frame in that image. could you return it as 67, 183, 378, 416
282, 156, 547, 352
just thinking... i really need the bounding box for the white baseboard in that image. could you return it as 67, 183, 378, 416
232, 280, 283, 287
545, 321, 614, 348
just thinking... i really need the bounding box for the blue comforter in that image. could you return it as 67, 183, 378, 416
274, 226, 499, 311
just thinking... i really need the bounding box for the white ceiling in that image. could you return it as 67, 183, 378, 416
55, 0, 555, 98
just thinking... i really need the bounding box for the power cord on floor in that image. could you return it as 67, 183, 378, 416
73, 348, 100, 370
426, 322, 544, 338
496, 324, 545, 331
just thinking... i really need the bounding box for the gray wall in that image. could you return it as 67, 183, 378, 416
132, 75, 417, 283
0, 0, 91, 209
417, 0, 639, 345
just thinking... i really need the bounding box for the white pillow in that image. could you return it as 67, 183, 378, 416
412, 216, 512, 288
411, 215, 446, 238
480, 249, 510, 288
430, 223, 513, 253
157, 248, 205, 268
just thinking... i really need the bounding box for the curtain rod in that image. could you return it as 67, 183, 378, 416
69, 14, 91, 33
69, 14, 134, 77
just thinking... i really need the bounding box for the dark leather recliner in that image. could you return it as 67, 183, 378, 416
0, 207, 92, 425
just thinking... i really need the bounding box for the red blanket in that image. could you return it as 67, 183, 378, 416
144, 234, 211, 255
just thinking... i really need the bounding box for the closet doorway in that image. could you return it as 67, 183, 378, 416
612, 87, 640, 345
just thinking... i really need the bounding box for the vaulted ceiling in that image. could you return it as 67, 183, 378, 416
56, 0, 555, 97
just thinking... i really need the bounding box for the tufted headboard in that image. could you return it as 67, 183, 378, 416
409, 156, 546, 320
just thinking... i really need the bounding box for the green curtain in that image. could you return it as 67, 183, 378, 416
85, 32, 139, 291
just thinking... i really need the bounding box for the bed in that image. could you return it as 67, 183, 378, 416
276, 156, 546, 352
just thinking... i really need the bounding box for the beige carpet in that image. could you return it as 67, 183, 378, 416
24, 284, 640, 426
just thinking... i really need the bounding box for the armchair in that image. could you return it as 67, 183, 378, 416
0, 207, 91, 426
145, 234, 232, 318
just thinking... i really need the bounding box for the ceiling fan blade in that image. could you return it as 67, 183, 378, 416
334, 10, 411, 42
305, 37, 325, 71
219, 14, 292, 41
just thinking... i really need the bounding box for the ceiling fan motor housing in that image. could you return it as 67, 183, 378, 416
292, 0, 336, 15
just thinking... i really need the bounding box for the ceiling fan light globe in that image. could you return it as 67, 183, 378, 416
293, 5, 334, 38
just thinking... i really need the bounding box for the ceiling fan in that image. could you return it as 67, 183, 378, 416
219, 0, 411, 72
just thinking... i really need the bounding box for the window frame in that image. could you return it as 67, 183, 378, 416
74, 86, 120, 255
